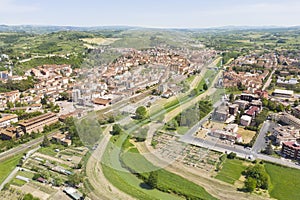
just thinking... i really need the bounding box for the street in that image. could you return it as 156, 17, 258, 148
252, 120, 277, 154
181, 117, 300, 170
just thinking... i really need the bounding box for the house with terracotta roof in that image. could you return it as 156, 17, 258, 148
18, 112, 58, 134
0, 114, 18, 128
92, 98, 111, 106
281, 139, 300, 160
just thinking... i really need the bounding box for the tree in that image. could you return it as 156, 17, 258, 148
107, 115, 115, 123
243, 164, 270, 191
294, 100, 299, 107
135, 106, 148, 120
32, 173, 41, 180
67, 173, 82, 186
203, 83, 208, 90
41, 96, 48, 105
134, 127, 148, 142
276, 104, 285, 112
147, 171, 158, 188
229, 93, 234, 103
53, 176, 64, 186
244, 177, 256, 192
264, 142, 274, 155
59, 92, 69, 101
23, 193, 40, 200
262, 98, 269, 107
189, 89, 198, 97
41, 134, 51, 147
227, 152, 237, 159
6, 101, 14, 109
166, 119, 178, 130
111, 124, 122, 135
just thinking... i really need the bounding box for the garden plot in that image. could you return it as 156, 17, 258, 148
152, 132, 220, 172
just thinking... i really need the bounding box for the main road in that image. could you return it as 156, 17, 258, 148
181, 119, 300, 170
0, 131, 59, 162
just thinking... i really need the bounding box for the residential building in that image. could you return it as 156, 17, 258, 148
240, 115, 252, 126
72, 89, 81, 102
277, 77, 298, 87
224, 124, 239, 133
0, 114, 18, 128
18, 112, 58, 134
272, 89, 294, 98
212, 104, 229, 122
229, 104, 239, 115
293, 105, 300, 118
63, 187, 84, 200
52, 132, 72, 146
281, 139, 300, 160
245, 106, 260, 118
240, 93, 259, 102
209, 129, 242, 142
234, 100, 249, 110
279, 113, 300, 129
92, 98, 111, 106
272, 126, 300, 145
0, 126, 23, 140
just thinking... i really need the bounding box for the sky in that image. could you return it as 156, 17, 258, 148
1, 0, 300, 28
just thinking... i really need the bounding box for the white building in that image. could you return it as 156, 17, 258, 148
240, 115, 252, 126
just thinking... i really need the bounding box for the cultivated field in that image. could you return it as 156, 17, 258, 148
80, 37, 119, 45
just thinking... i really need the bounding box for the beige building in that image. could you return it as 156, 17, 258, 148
273, 126, 300, 145
0, 114, 18, 128
19, 112, 58, 134
279, 113, 300, 129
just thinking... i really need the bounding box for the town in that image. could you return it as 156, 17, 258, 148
1, 9, 300, 200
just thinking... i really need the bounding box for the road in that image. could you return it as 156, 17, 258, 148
0, 131, 58, 162
0, 147, 40, 191
262, 69, 275, 91
251, 121, 276, 154
163, 69, 223, 122
181, 118, 300, 170
85, 125, 133, 200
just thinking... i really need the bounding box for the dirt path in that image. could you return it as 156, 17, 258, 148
85, 125, 135, 200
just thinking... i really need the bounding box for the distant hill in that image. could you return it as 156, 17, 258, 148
1, 25, 300, 34
0, 25, 135, 34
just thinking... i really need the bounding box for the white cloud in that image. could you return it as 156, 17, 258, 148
0, 0, 39, 13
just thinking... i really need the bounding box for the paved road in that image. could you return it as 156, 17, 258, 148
262, 69, 275, 91
0, 146, 40, 190
252, 121, 276, 154
181, 118, 300, 170
0, 131, 58, 162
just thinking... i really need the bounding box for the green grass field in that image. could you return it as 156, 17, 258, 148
101, 134, 217, 200
196, 69, 216, 92
265, 163, 300, 200
0, 154, 23, 184
121, 145, 218, 200
102, 136, 182, 200
11, 178, 26, 186
215, 159, 247, 184
176, 126, 189, 135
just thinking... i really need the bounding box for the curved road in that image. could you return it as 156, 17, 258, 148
85, 125, 134, 200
